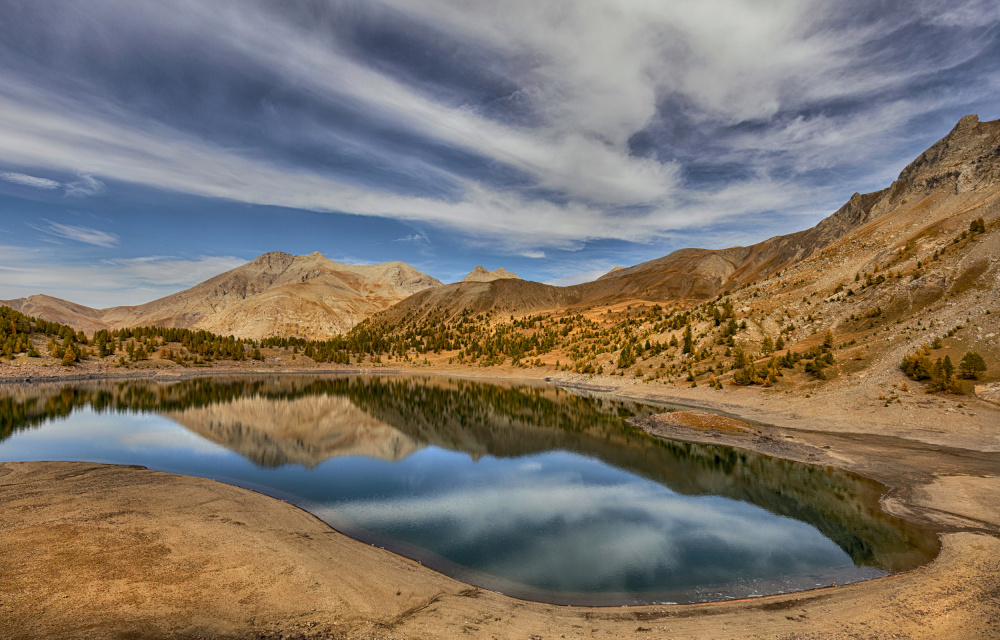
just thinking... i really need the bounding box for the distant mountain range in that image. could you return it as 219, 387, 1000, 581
2, 252, 441, 339
4, 115, 999, 342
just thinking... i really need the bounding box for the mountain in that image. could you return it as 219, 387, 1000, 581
355, 114, 998, 406
460, 266, 522, 283
374, 114, 1000, 326
4, 115, 997, 351
1, 252, 441, 339
1, 294, 110, 335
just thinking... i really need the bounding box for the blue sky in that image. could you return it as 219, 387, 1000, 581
1, 0, 999, 307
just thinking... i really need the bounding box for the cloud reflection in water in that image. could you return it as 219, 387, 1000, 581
323, 449, 852, 593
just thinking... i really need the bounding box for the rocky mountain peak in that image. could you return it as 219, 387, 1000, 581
461, 266, 521, 283
250, 251, 296, 269
896, 114, 1000, 195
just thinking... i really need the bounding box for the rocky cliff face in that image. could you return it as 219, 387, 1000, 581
897, 115, 1000, 195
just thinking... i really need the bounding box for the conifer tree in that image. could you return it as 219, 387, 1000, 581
959, 351, 987, 379
823, 329, 835, 349
762, 336, 774, 354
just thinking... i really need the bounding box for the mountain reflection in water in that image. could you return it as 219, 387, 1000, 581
0, 374, 940, 602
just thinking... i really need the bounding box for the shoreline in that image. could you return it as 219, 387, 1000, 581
3, 461, 997, 640
2, 368, 999, 638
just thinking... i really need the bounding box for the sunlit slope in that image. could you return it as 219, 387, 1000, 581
2, 252, 441, 339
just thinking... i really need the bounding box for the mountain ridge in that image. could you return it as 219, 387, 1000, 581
373, 114, 1000, 325
2, 252, 442, 340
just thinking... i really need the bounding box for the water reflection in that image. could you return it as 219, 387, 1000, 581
0, 375, 940, 603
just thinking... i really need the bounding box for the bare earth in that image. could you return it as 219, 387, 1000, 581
2, 367, 1000, 639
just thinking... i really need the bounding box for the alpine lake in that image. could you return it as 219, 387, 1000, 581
0, 374, 940, 605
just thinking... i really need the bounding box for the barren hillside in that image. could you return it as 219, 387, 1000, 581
1, 252, 441, 340
354, 115, 999, 408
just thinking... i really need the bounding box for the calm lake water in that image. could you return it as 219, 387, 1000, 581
0, 374, 939, 605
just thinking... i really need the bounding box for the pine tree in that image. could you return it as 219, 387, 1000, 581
762, 336, 774, 354
959, 351, 987, 379
617, 342, 635, 369
942, 355, 955, 380
823, 329, 835, 349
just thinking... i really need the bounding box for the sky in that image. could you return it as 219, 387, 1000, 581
1, 1, 999, 307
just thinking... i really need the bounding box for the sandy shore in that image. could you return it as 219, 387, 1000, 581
1, 462, 997, 640
2, 367, 999, 639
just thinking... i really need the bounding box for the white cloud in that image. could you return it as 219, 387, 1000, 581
0, 87, 680, 250
35, 220, 119, 248
0, 0, 996, 255
0, 171, 60, 190
393, 231, 430, 244
0, 169, 105, 197
64, 173, 104, 197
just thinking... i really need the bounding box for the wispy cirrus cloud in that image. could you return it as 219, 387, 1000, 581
64, 173, 104, 197
0, 171, 60, 190
1, 169, 105, 197
32, 220, 119, 248
392, 231, 430, 245
0, 0, 996, 262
